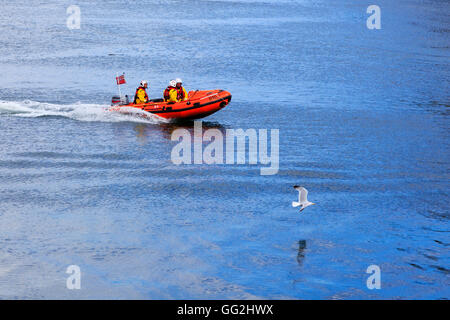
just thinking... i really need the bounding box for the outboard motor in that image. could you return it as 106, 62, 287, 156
111, 96, 121, 106
111, 95, 129, 106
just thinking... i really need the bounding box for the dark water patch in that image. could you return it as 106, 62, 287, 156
433, 240, 449, 246
12, 151, 140, 162
427, 209, 450, 220
423, 227, 450, 234
431, 265, 449, 275
422, 253, 439, 262
409, 263, 425, 270
296, 240, 307, 267
281, 169, 349, 180
0, 159, 140, 170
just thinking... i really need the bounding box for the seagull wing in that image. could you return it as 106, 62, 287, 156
300, 187, 308, 203
294, 186, 308, 203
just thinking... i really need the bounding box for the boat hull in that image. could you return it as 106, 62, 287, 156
110, 89, 231, 120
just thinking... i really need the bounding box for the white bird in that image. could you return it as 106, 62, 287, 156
292, 186, 315, 212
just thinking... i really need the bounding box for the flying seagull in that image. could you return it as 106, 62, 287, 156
292, 186, 315, 212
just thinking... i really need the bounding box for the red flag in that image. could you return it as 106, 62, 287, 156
116, 74, 126, 85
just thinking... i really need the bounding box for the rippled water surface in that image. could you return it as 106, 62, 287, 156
0, 0, 449, 299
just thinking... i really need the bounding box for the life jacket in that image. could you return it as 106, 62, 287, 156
176, 86, 186, 101
163, 86, 176, 101
133, 86, 148, 104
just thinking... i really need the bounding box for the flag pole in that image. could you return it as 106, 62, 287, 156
116, 72, 122, 99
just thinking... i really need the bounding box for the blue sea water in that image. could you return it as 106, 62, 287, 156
0, 0, 448, 299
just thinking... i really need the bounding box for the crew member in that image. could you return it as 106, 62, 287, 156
163, 79, 177, 102
134, 80, 149, 104
175, 78, 188, 102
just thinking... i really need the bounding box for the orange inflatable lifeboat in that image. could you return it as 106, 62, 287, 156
110, 89, 231, 120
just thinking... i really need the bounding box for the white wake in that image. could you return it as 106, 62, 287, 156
0, 100, 168, 124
